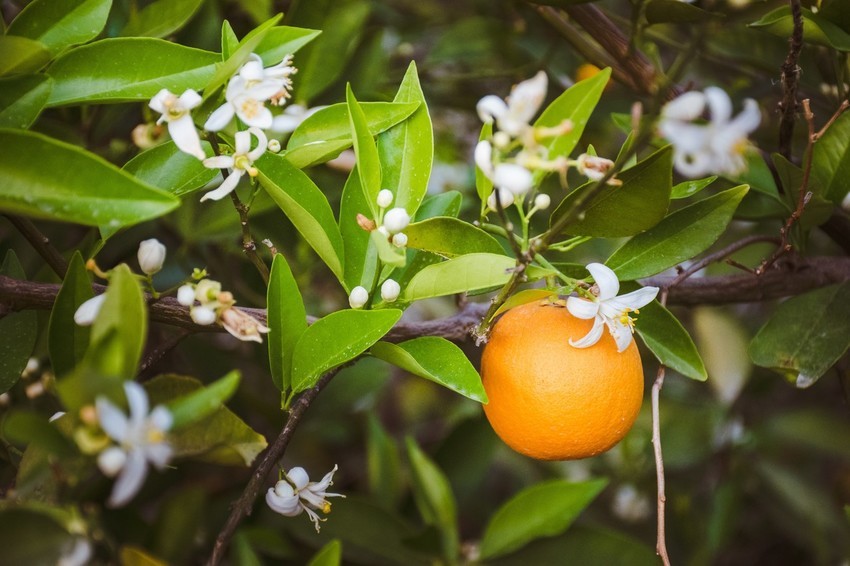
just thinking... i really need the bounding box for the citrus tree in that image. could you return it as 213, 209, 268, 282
1, 0, 849, 564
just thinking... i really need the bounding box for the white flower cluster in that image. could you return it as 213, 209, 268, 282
266, 465, 345, 532
177, 279, 270, 343
659, 86, 761, 178
147, 53, 301, 202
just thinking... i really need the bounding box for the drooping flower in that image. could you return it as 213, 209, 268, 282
219, 306, 271, 343
658, 87, 761, 177
95, 381, 173, 507
137, 238, 166, 275
266, 465, 345, 532
476, 71, 548, 137
201, 127, 268, 201
566, 263, 659, 352
148, 89, 206, 160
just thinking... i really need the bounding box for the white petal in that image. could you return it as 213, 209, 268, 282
97, 446, 127, 477
247, 79, 285, 102
149, 405, 173, 431
474, 140, 494, 178
200, 171, 243, 202
607, 318, 635, 353
225, 75, 248, 101
108, 449, 148, 507
204, 104, 235, 132
476, 95, 508, 124
123, 382, 149, 425
148, 89, 172, 114
203, 155, 235, 170
729, 98, 761, 134
569, 316, 605, 348
58, 538, 92, 566
168, 115, 205, 160
662, 91, 705, 121
234, 130, 251, 155
659, 121, 709, 154
673, 150, 712, 177
238, 104, 273, 129
266, 486, 303, 516
566, 296, 599, 320
493, 163, 533, 196
310, 465, 338, 492
178, 89, 202, 110
239, 58, 265, 82
96, 397, 129, 442
270, 112, 304, 134
246, 127, 268, 160
145, 442, 173, 470
586, 263, 620, 300
609, 285, 660, 311
506, 70, 547, 126
73, 294, 106, 326
288, 467, 310, 490
705, 86, 732, 125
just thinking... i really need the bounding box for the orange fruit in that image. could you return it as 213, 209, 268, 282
481, 301, 644, 460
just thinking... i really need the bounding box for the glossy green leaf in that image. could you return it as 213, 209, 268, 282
47, 252, 93, 377
371, 230, 406, 268
377, 61, 433, 215
47, 38, 219, 106
366, 414, 403, 510
533, 68, 610, 182
404, 217, 503, 258
646, 0, 721, 24
253, 26, 322, 68
123, 141, 217, 196
493, 289, 558, 319
7, 0, 110, 55
339, 167, 377, 290
607, 185, 749, 280
551, 145, 672, 238
475, 122, 494, 205
480, 478, 608, 559
347, 85, 382, 220
286, 101, 419, 169
371, 337, 487, 402
2, 411, 76, 457
120, 0, 204, 38
749, 282, 850, 387
165, 370, 241, 429
220, 20, 238, 58
267, 254, 307, 391
813, 111, 850, 203
405, 437, 459, 562
203, 14, 282, 98
151, 488, 206, 565
290, 309, 402, 394
307, 540, 342, 566
0, 252, 37, 394
670, 175, 717, 199
146, 374, 267, 466
257, 153, 345, 283
750, 6, 850, 51
89, 264, 146, 379
636, 298, 707, 381
0, 35, 50, 76
0, 129, 179, 227
0, 74, 52, 128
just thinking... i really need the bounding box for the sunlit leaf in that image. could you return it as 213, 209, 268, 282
7, 0, 110, 55
0, 74, 52, 128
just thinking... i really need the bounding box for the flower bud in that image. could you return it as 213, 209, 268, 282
381, 279, 401, 302
576, 153, 615, 181
349, 286, 369, 309
382, 207, 410, 234
392, 232, 408, 248
190, 306, 217, 325
377, 189, 394, 208
177, 285, 195, 306
268, 139, 281, 153
534, 193, 551, 210
356, 213, 377, 232
493, 163, 533, 196
137, 238, 166, 275
487, 188, 514, 211
74, 294, 107, 326
97, 447, 127, 477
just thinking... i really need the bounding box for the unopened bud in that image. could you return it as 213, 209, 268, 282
190, 306, 217, 325
74, 294, 107, 326
381, 279, 401, 302
349, 286, 369, 309
534, 193, 551, 210
487, 188, 514, 211
392, 232, 408, 248
382, 208, 410, 234
138, 238, 166, 275
177, 284, 195, 306
377, 189, 394, 208
268, 139, 281, 153
97, 447, 127, 477
356, 213, 376, 232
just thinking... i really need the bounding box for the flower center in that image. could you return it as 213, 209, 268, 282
618, 308, 639, 331
239, 98, 261, 119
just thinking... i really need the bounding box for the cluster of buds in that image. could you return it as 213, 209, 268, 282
348, 278, 401, 309
177, 279, 270, 343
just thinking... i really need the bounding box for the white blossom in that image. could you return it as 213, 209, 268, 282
149, 89, 206, 160
95, 382, 173, 507
190, 305, 217, 325
486, 188, 514, 211
477, 71, 548, 137
382, 208, 410, 234
377, 189, 394, 209
566, 263, 659, 352
349, 286, 369, 309
219, 307, 270, 343
475, 140, 534, 199
177, 284, 196, 306
266, 465, 345, 532
270, 104, 323, 133
137, 238, 166, 275
201, 127, 268, 202
73, 294, 106, 326
659, 87, 761, 177
381, 279, 401, 302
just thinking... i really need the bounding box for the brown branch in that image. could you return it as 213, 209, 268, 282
206, 366, 344, 566
670, 235, 780, 287
777, 0, 803, 159
4, 215, 69, 278
230, 191, 270, 285
650, 287, 671, 565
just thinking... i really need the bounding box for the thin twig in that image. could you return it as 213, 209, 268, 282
4, 215, 69, 278
812, 99, 850, 142
777, 0, 803, 159
138, 329, 191, 377
670, 235, 780, 287
230, 191, 270, 285
651, 359, 670, 566
206, 365, 346, 565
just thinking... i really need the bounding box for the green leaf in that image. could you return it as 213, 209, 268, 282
151, 488, 207, 565
47, 251, 93, 377
750, 6, 850, 51
404, 217, 503, 258
366, 414, 403, 510
371, 337, 487, 402
122, 141, 217, 196
0, 35, 50, 76
670, 175, 717, 199
493, 289, 558, 319
533, 67, 611, 183
47, 38, 219, 106
371, 230, 406, 268
290, 309, 402, 394
405, 437, 459, 562
635, 299, 707, 381
253, 26, 322, 69
475, 122, 494, 205
339, 167, 377, 290
0, 509, 76, 565
2, 411, 77, 457
749, 282, 850, 387
377, 61, 433, 215
146, 374, 267, 466
0, 74, 52, 129
165, 370, 241, 429
267, 254, 307, 391
89, 264, 146, 378
607, 185, 749, 280
347, 85, 382, 220
0, 129, 179, 227
480, 478, 608, 559
286, 101, 419, 169
307, 540, 342, 566
257, 153, 345, 283
551, 145, 672, 238
646, 0, 722, 24
812, 111, 850, 203
203, 14, 282, 98
7, 0, 111, 56
220, 21, 238, 59
0, 251, 37, 394
120, 0, 204, 38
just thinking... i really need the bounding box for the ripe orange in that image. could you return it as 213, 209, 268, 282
481, 300, 644, 460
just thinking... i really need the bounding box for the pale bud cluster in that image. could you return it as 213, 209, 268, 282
178, 278, 270, 343
348, 277, 401, 308
370, 190, 410, 249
